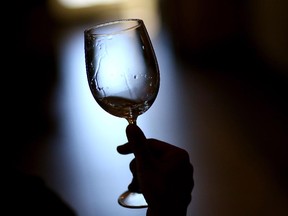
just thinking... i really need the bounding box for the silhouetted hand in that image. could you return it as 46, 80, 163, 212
117, 124, 194, 216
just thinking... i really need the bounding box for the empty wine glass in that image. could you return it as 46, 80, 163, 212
84, 19, 160, 208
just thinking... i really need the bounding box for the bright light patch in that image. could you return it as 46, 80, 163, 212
58, 0, 124, 8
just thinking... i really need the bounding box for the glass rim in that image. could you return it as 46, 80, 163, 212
84, 18, 144, 36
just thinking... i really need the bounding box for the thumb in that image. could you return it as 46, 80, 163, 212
126, 124, 149, 166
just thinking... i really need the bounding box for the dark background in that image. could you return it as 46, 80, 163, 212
4, 0, 288, 215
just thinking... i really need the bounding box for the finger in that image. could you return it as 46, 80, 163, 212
145, 139, 191, 163
146, 138, 185, 153
128, 177, 141, 193
127, 159, 141, 192
116, 143, 133, 155
126, 124, 148, 160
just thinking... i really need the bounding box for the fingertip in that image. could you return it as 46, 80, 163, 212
126, 124, 146, 142
126, 124, 140, 134
116, 145, 122, 153
117, 143, 132, 154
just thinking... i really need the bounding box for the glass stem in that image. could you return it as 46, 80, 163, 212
127, 117, 137, 125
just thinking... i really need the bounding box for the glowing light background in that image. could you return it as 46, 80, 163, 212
38, 1, 288, 216
48, 25, 187, 216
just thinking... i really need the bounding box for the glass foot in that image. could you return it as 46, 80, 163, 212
118, 190, 148, 208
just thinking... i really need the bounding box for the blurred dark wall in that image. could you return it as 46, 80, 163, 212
159, 0, 288, 197
5, 0, 59, 167
159, 0, 288, 75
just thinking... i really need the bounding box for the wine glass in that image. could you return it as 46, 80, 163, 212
84, 19, 160, 208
